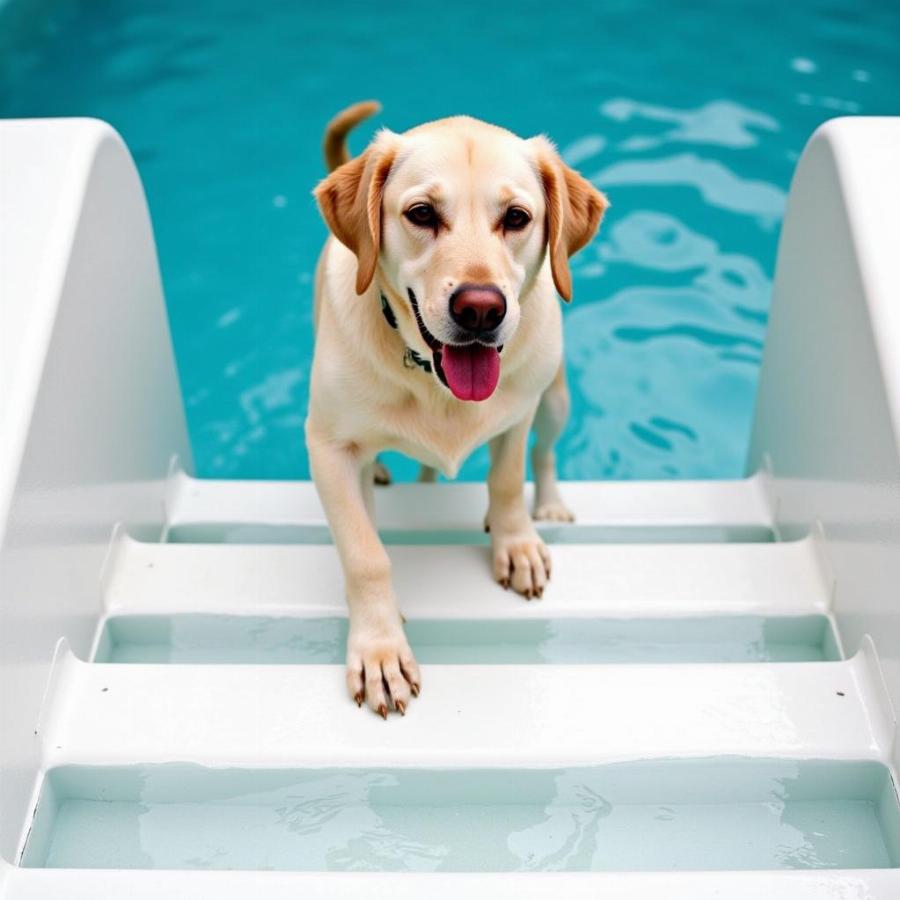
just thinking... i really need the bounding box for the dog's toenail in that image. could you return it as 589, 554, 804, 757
396, 700, 406, 715
411, 683, 420, 697
354, 692, 364, 707
378, 704, 388, 720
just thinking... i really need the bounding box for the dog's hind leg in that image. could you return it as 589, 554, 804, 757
372, 454, 392, 486
531, 362, 575, 522
373, 458, 436, 484
487, 413, 552, 598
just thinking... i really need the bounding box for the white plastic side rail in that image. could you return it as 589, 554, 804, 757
748, 117, 900, 770
0, 120, 193, 863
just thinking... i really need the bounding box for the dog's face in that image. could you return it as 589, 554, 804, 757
316, 117, 606, 402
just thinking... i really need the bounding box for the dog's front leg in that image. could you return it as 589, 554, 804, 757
486, 414, 552, 599
307, 426, 420, 717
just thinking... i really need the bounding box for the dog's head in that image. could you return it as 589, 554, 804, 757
315, 115, 607, 401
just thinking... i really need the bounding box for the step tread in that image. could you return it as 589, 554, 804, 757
105, 535, 830, 617
7, 867, 900, 899
45, 651, 884, 768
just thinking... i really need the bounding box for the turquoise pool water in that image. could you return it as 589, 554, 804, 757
3, 1, 900, 480
24, 761, 900, 870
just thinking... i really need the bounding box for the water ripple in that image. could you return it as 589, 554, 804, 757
562, 205, 770, 479
591, 154, 786, 225
4, 0, 898, 480
602, 98, 779, 149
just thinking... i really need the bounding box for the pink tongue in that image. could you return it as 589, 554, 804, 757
440, 344, 501, 401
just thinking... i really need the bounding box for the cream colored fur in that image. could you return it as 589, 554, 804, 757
309, 102, 606, 717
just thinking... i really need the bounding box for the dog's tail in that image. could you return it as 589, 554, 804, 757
323, 100, 381, 172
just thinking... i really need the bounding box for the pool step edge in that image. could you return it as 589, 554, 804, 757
39, 648, 890, 769
5, 861, 900, 899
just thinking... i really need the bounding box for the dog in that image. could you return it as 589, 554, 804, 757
309, 101, 607, 717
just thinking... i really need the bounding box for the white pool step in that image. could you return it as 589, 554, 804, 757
47, 493, 886, 769
11, 473, 897, 898
103, 532, 831, 618
166, 470, 776, 539
10, 475, 900, 899
43, 649, 890, 769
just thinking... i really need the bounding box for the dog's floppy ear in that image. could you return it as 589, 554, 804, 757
314, 136, 397, 295
532, 137, 608, 302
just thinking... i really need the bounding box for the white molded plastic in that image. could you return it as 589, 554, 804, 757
0, 119, 191, 864
749, 118, 900, 768
2, 116, 900, 896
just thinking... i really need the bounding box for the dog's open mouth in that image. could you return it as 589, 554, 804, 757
407, 289, 501, 402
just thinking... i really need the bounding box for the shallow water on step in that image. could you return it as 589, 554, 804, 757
165, 523, 778, 544
94, 614, 840, 665
22, 760, 900, 871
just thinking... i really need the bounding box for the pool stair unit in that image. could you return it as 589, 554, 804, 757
2, 117, 900, 897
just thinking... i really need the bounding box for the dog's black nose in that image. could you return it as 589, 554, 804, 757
449, 284, 507, 334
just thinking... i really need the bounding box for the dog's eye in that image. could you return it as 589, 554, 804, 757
405, 203, 439, 228
503, 206, 531, 231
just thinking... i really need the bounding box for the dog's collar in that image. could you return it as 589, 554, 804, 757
380, 291, 433, 374
380, 291, 398, 329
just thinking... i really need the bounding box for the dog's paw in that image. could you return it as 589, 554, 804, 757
346, 626, 420, 718
491, 530, 552, 599
533, 499, 575, 523
373, 460, 392, 486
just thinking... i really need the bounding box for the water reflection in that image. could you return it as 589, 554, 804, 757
564, 208, 771, 478
602, 99, 779, 149
599, 210, 720, 271
561, 134, 607, 165
3, 0, 898, 480
591, 154, 785, 224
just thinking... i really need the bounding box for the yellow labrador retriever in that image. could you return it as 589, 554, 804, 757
309, 101, 606, 717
